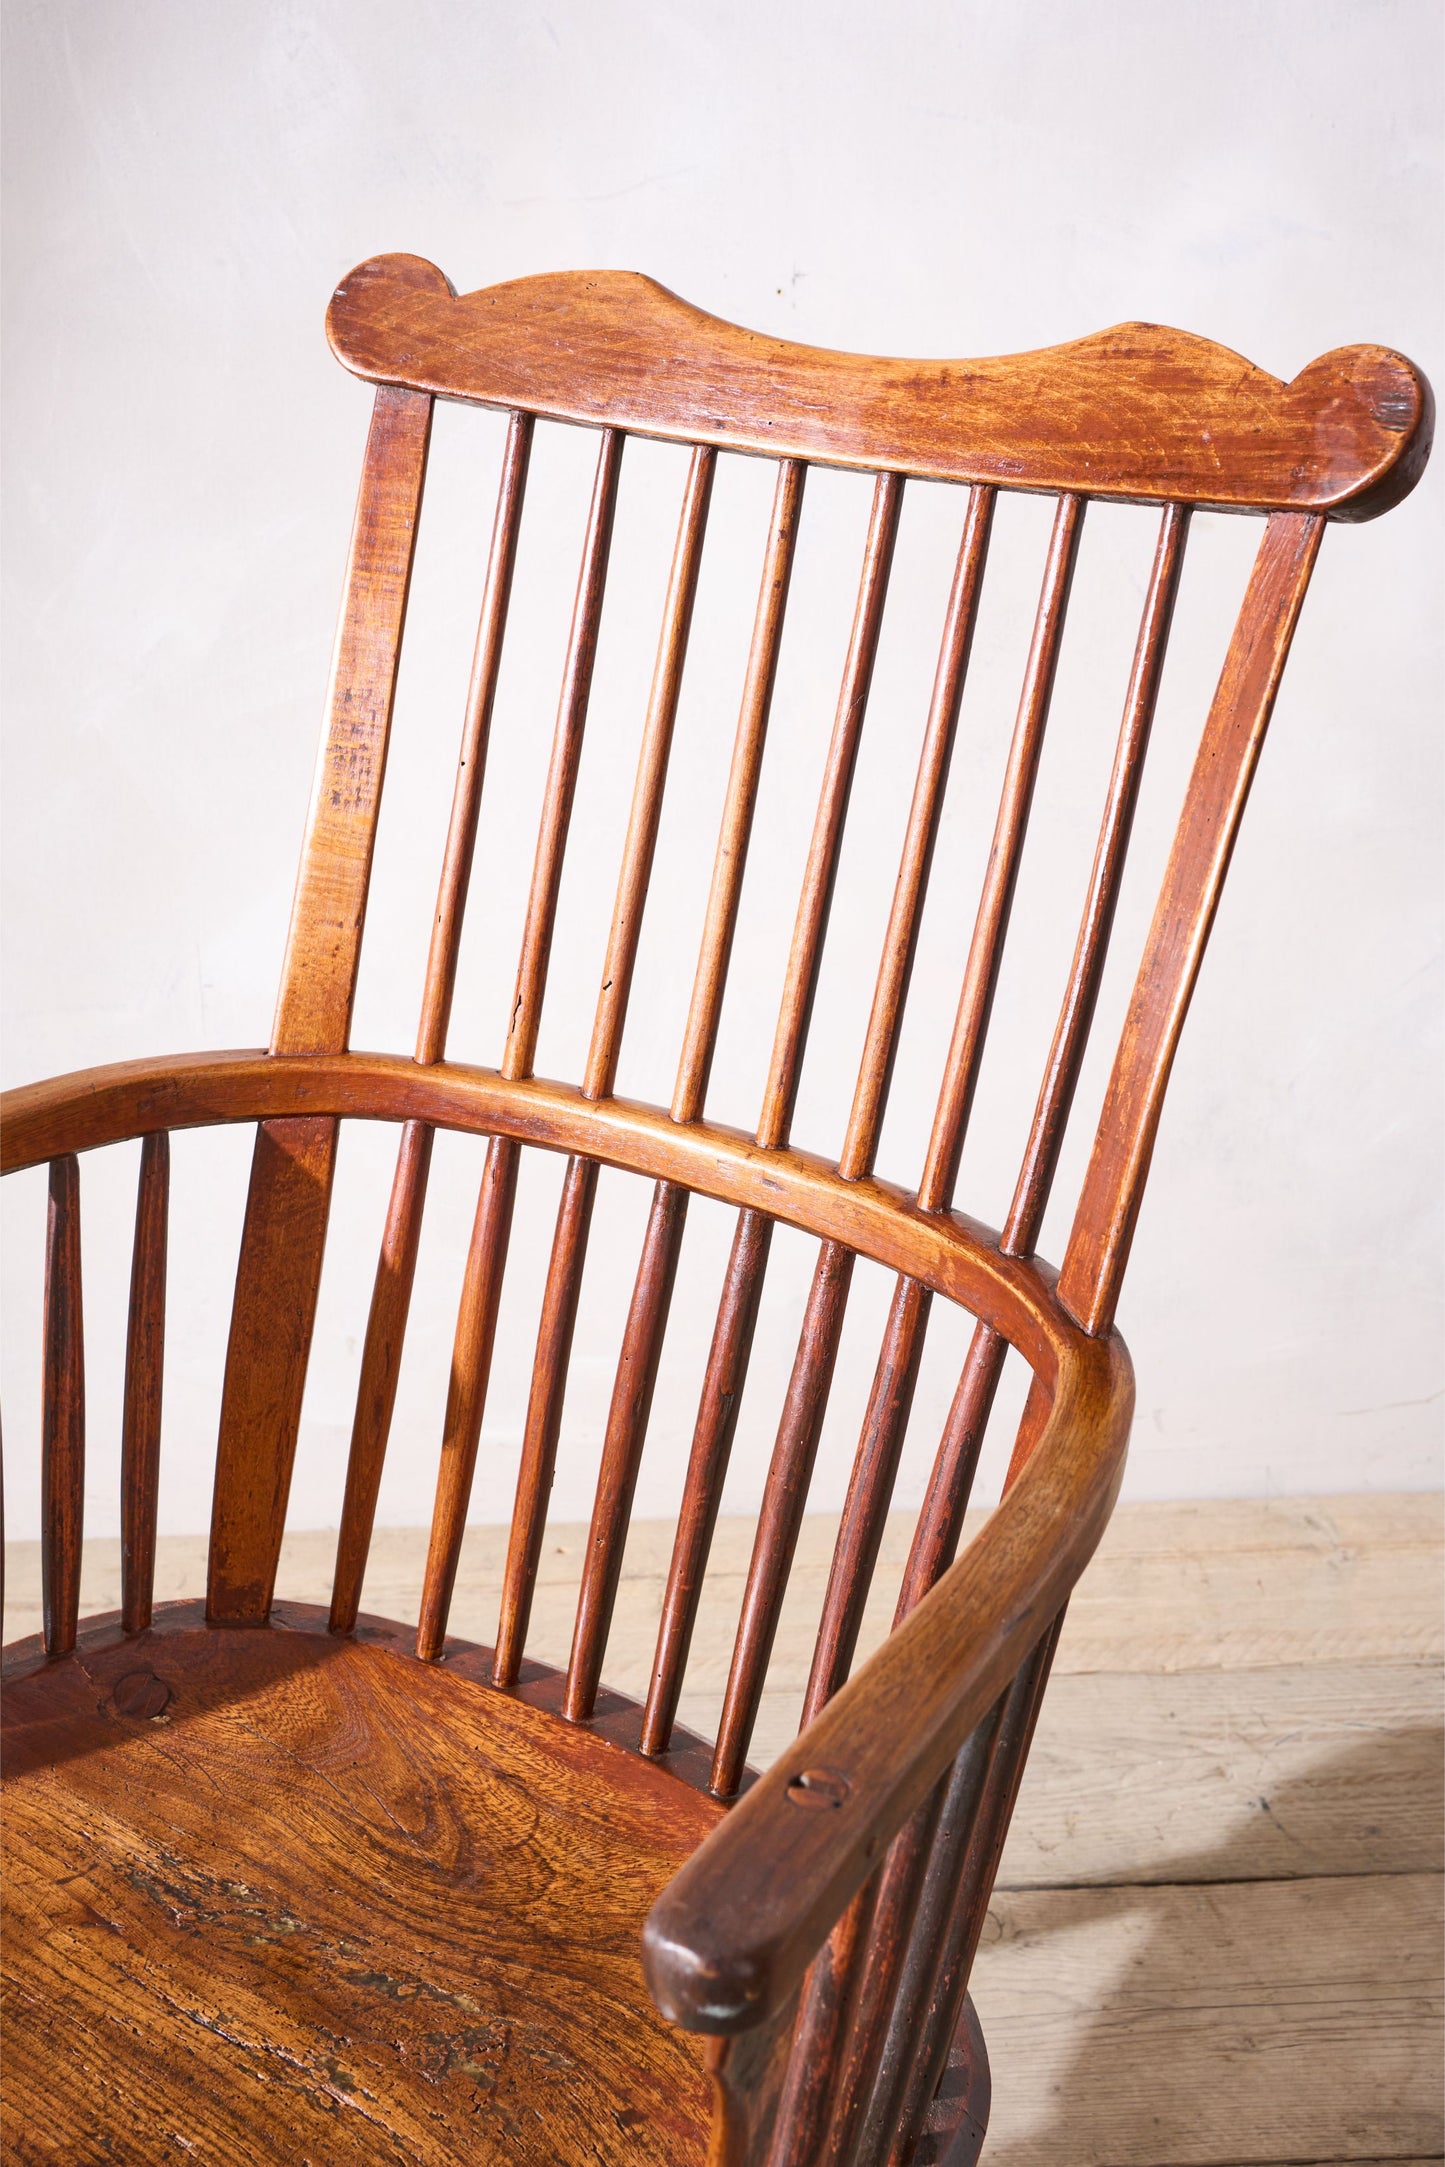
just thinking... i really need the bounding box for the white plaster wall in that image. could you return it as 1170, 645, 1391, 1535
2, 0, 1440, 1545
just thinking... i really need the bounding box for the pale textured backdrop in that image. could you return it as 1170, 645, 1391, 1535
2, 0, 1440, 1540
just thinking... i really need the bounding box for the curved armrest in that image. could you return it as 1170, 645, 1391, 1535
641, 1329, 1132, 2034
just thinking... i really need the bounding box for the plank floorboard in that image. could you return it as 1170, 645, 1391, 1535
972, 1871, 1443, 2166
997, 1661, 1443, 1887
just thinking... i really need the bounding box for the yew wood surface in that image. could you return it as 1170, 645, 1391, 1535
40, 1153, 83, 1659
4, 250, 1434, 2166
326, 255, 1433, 520
1, 1605, 720, 2166
206, 382, 432, 1632
119, 1131, 168, 1636
1057, 509, 1325, 1334
269, 383, 432, 1060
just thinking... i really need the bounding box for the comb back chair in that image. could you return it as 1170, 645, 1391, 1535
1, 255, 1431, 2166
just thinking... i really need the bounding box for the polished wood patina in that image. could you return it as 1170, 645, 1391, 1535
1, 255, 1431, 2165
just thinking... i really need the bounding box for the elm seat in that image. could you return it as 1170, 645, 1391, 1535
0, 255, 1430, 2164
2, 1606, 722, 2165
4, 1600, 993, 2164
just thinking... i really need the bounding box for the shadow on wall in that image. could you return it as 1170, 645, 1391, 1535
973, 1726, 1445, 2166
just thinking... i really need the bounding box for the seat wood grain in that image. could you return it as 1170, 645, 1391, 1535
2, 1605, 720, 2165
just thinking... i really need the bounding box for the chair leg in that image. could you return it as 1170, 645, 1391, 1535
908, 1993, 991, 2167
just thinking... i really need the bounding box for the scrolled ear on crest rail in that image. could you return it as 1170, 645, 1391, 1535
325, 251, 1433, 519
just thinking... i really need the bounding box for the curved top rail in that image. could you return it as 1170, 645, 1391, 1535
326, 253, 1433, 521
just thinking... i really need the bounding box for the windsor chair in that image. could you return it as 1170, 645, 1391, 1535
0, 254, 1431, 2167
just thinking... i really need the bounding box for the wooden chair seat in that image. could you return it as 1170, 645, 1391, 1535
2, 1604, 722, 2164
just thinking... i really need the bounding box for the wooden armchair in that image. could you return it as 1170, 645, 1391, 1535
1, 256, 1431, 2166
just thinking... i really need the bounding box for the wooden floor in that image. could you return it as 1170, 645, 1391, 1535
6, 1493, 1442, 2166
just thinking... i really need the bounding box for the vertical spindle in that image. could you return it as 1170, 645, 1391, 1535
641, 461, 807, 1756
797, 486, 999, 1728
1059, 510, 1325, 1334
42, 1154, 84, 1657
417, 425, 623, 1663
916, 492, 1085, 1216
332, 413, 534, 1634
492, 441, 714, 1687
120, 1132, 169, 1635
709, 469, 904, 1797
